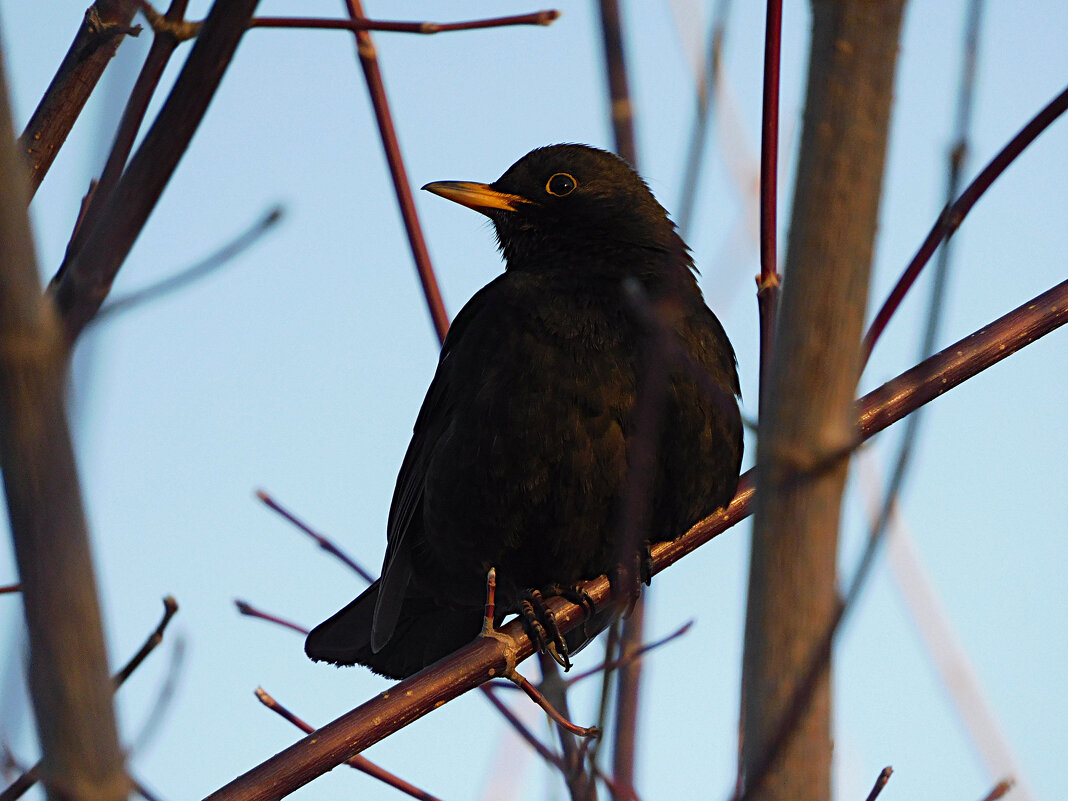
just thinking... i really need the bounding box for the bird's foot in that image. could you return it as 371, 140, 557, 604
539, 582, 597, 642
519, 589, 572, 671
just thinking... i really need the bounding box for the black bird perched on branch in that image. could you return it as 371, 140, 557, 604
306, 144, 742, 679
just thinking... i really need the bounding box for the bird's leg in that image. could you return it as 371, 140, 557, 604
481, 566, 498, 635
519, 589, 572, 671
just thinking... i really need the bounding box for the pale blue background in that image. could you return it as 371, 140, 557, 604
0, 2, 1065, 800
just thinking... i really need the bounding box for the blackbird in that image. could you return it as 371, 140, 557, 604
306, 144, 742, 679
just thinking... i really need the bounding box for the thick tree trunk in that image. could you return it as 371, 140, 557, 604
0, 42, 128, 801
740, 2, 907, 800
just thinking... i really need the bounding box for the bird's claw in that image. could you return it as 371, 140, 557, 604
519, 589, 573, 671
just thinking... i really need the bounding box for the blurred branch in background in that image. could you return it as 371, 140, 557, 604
90, 206, 283, 327
856, 451, 1035, 801
740, 4, 905, 801
0, 598, 180, 801
0, 34, 128, 801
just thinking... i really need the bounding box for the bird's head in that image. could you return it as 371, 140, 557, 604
422, 144, 691, 280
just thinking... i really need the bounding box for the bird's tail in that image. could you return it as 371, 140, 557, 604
305, 580, 483, 680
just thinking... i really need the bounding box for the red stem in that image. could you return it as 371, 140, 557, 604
756, 0, 783, 414
862, 81, 1068, 364
342, 0, 450, 343
249, 11, 559, 35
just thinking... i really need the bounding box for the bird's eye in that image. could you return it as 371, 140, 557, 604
545, 173, 577, 197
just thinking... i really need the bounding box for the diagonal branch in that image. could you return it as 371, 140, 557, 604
49, 0, 262, 343
18, 0, 140, 198
204, 276, 1068, 801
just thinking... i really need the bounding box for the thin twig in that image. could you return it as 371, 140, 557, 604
234, 600, 309, 636
342, 0, 449, 343
565, 621, 693, 687
255, 688, 443, 801
114, 596, 180, 686
978, 778, 1015, 801
862, 80, 1068, 364
256, 489, 374, 584
0, 584, 19, 594
0, 598, 180, 801
481, 684, 565, 770
249, 11, 560, 35
92, 206, 281, 325
850, 0, 985, 681
755, 0, 782, 412
59, 0, 192, 276
509, 671, 599, 738
864, 766, 893, 801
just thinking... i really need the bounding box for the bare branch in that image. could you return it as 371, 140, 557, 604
50, 0, 262, 343
234, 601, 309, 636
341, 0, 450, 343
863, 767, 892, 801
862, 80, 1068, 363
18, 0, 141, 198
203, 275, 1068, 800
249, 11, 560, 35
256, 489, 374, 583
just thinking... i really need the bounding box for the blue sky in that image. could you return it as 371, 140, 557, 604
0, 2, 1065, 800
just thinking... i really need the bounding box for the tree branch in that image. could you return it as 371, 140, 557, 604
204, 275, 1068, 801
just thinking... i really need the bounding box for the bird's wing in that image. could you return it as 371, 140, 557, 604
372, 276, 508, 651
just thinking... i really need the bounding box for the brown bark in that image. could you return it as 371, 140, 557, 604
18, 0, 139, 198
49, 0, 261, 342
0, 42, 127, 801
740, 2, 907, 800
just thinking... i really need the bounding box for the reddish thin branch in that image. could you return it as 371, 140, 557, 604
255, 688, 443, 801
756, 0, 783, 412
481, 685, 564, 769
234, 600, 309, 636
509, 671, 599, 738
256, 489, 374, 583
249, 11, 559, 35
758, 0, 782, 287
862, 81, 1068, 364
0, 583, 19, 594
342, 0, 450, 343
977, 779, 1014, 801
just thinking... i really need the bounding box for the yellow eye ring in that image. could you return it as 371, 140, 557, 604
545, 173, 577, 197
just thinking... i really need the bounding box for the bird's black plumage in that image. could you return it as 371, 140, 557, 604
306, 144, 742, 679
